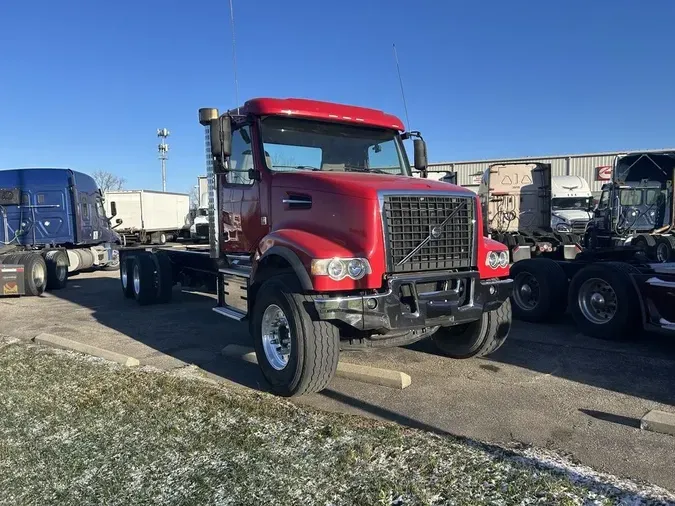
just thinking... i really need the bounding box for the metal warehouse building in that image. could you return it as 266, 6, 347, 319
425, 148, 675, 196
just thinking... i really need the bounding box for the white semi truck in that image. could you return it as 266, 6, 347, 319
550, 175, 594, 235
104, 190, 191, 245
189, 176, 209, 242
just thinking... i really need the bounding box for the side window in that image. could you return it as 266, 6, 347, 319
95, 197, 106, 218
81, 196, 89, 219
597, 191, 609, 209
226, 125, 254, 186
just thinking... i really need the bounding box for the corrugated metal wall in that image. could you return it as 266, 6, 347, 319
427, 149, 675, 195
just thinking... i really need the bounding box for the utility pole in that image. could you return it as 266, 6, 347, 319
157, 128, 170, 192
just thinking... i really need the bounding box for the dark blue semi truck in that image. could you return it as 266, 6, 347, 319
0, 168, 121, 296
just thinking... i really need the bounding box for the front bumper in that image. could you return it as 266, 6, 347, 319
314, 270, 512, 332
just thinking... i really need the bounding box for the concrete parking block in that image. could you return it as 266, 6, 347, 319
33, 333, 140, 367
335, 362, 411, 390
221, 344, 411, 389
641, 409, 675, 437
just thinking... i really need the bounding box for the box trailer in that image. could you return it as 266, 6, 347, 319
104, 190, 190, 245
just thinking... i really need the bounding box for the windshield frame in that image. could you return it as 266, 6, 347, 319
257, 116, 412, 177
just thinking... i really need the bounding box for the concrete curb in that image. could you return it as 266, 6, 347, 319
221, 344, 411, 390
33, 333, 140, 367
641, 410, 675, 437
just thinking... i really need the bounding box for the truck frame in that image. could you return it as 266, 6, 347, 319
119, 97, 513, 397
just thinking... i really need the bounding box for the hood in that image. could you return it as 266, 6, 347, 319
552, 209, 593, 222
271, 171, 475, 200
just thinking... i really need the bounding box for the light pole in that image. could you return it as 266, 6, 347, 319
157, 128, 170, 192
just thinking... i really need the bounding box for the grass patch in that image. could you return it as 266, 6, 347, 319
0, 339, 672, 506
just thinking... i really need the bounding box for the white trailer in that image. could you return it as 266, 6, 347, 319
104, 190, 191, 245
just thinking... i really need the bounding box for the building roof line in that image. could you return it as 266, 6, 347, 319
428, 148, 675, 167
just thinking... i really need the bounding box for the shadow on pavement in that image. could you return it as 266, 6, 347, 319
406, 320, 675, 407
50, 275, 268, 392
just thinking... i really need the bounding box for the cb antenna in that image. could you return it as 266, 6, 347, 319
393, 43, 411, 132
228, 0, 240, 113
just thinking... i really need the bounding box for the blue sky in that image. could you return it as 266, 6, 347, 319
1, 0, 674, 193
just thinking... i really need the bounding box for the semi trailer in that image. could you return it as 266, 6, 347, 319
119, 97, 514, 397
104, 190, 191, 245
0, 168, 121, 296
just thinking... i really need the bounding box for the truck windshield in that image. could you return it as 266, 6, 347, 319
551, 197, 592, 210
260, 117, 410, 176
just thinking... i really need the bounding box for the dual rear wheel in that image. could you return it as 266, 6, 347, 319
509, 258, 641, 340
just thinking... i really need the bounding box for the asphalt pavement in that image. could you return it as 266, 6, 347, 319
1, 269, 674, 491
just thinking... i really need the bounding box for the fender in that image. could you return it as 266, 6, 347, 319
255, 228, 378, 292
255, 245, 314, 291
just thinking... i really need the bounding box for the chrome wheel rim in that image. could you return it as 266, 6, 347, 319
56, 265, 67, 282
122, 265, 128, 289
33, 262, 46, 287
133, 264, 140, 294
512, 272, 539, 310
261, 304, 291, 371
656, 243, 669, 263
578, 277, 617, 324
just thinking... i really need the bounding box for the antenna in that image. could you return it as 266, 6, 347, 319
228, 0, 240, 112
157, 128, 170, 192
392, 43, 411, 132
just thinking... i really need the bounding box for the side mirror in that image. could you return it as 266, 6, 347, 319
209, 116, 232, 160
110, 201, 117, 218
115, 218, 123, 225
413, 138, 428, 177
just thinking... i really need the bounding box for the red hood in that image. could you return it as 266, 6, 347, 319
271, 171, 474, 200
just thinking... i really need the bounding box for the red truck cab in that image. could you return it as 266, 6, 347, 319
120, 97, 512, 397
195, 98, 513, 396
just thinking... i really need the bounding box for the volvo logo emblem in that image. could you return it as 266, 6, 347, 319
430, 226, 442, 239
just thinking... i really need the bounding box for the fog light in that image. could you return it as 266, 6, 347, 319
489, 286, 496, 295
366, 298, 378, 310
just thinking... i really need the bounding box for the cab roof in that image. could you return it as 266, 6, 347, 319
230, 97, 405, 131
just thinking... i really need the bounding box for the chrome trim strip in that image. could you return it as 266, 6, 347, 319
282, 199, 311, 205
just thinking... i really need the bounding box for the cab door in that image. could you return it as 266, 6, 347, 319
219, 123, 267, 254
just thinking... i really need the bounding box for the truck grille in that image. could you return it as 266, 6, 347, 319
382, 194, 475, 273
570, 220, 589, 234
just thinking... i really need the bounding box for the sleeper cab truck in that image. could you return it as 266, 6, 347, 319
118, 98, 514, 397
0, 168, 121, 296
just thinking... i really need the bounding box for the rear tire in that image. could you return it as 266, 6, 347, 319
568, 262, 640, 340
120, 257, 135, 298
431, 299, 511, 358
654, 236, 675, 263
20, 253, 48, 296
44, 250, 69, 290
155, 251, 174, 303
131, 254, 159, 306
251, 274, 339, 397
510, 258, 568, 322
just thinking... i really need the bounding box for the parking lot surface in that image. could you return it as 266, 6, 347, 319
2, 269, 674, 491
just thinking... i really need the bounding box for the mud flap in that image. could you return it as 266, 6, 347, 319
0, 264, 25, 296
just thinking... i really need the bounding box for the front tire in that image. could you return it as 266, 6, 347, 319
252, 274, 339, 397
431, 299, 512, 359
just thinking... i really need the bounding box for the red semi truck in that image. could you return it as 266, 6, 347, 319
119, 98, 513, 396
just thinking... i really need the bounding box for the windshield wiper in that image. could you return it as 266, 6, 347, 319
344, 165, 392, 175
273, 165, 320, 171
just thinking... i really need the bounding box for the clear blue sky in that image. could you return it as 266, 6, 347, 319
1, 0, 674, 193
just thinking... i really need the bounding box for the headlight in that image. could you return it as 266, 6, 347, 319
555, 223, 571, 232
485, 250, 508, 269
498, 250, 509, 267
487, 251, 499, 269
311, 257, 372, 281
